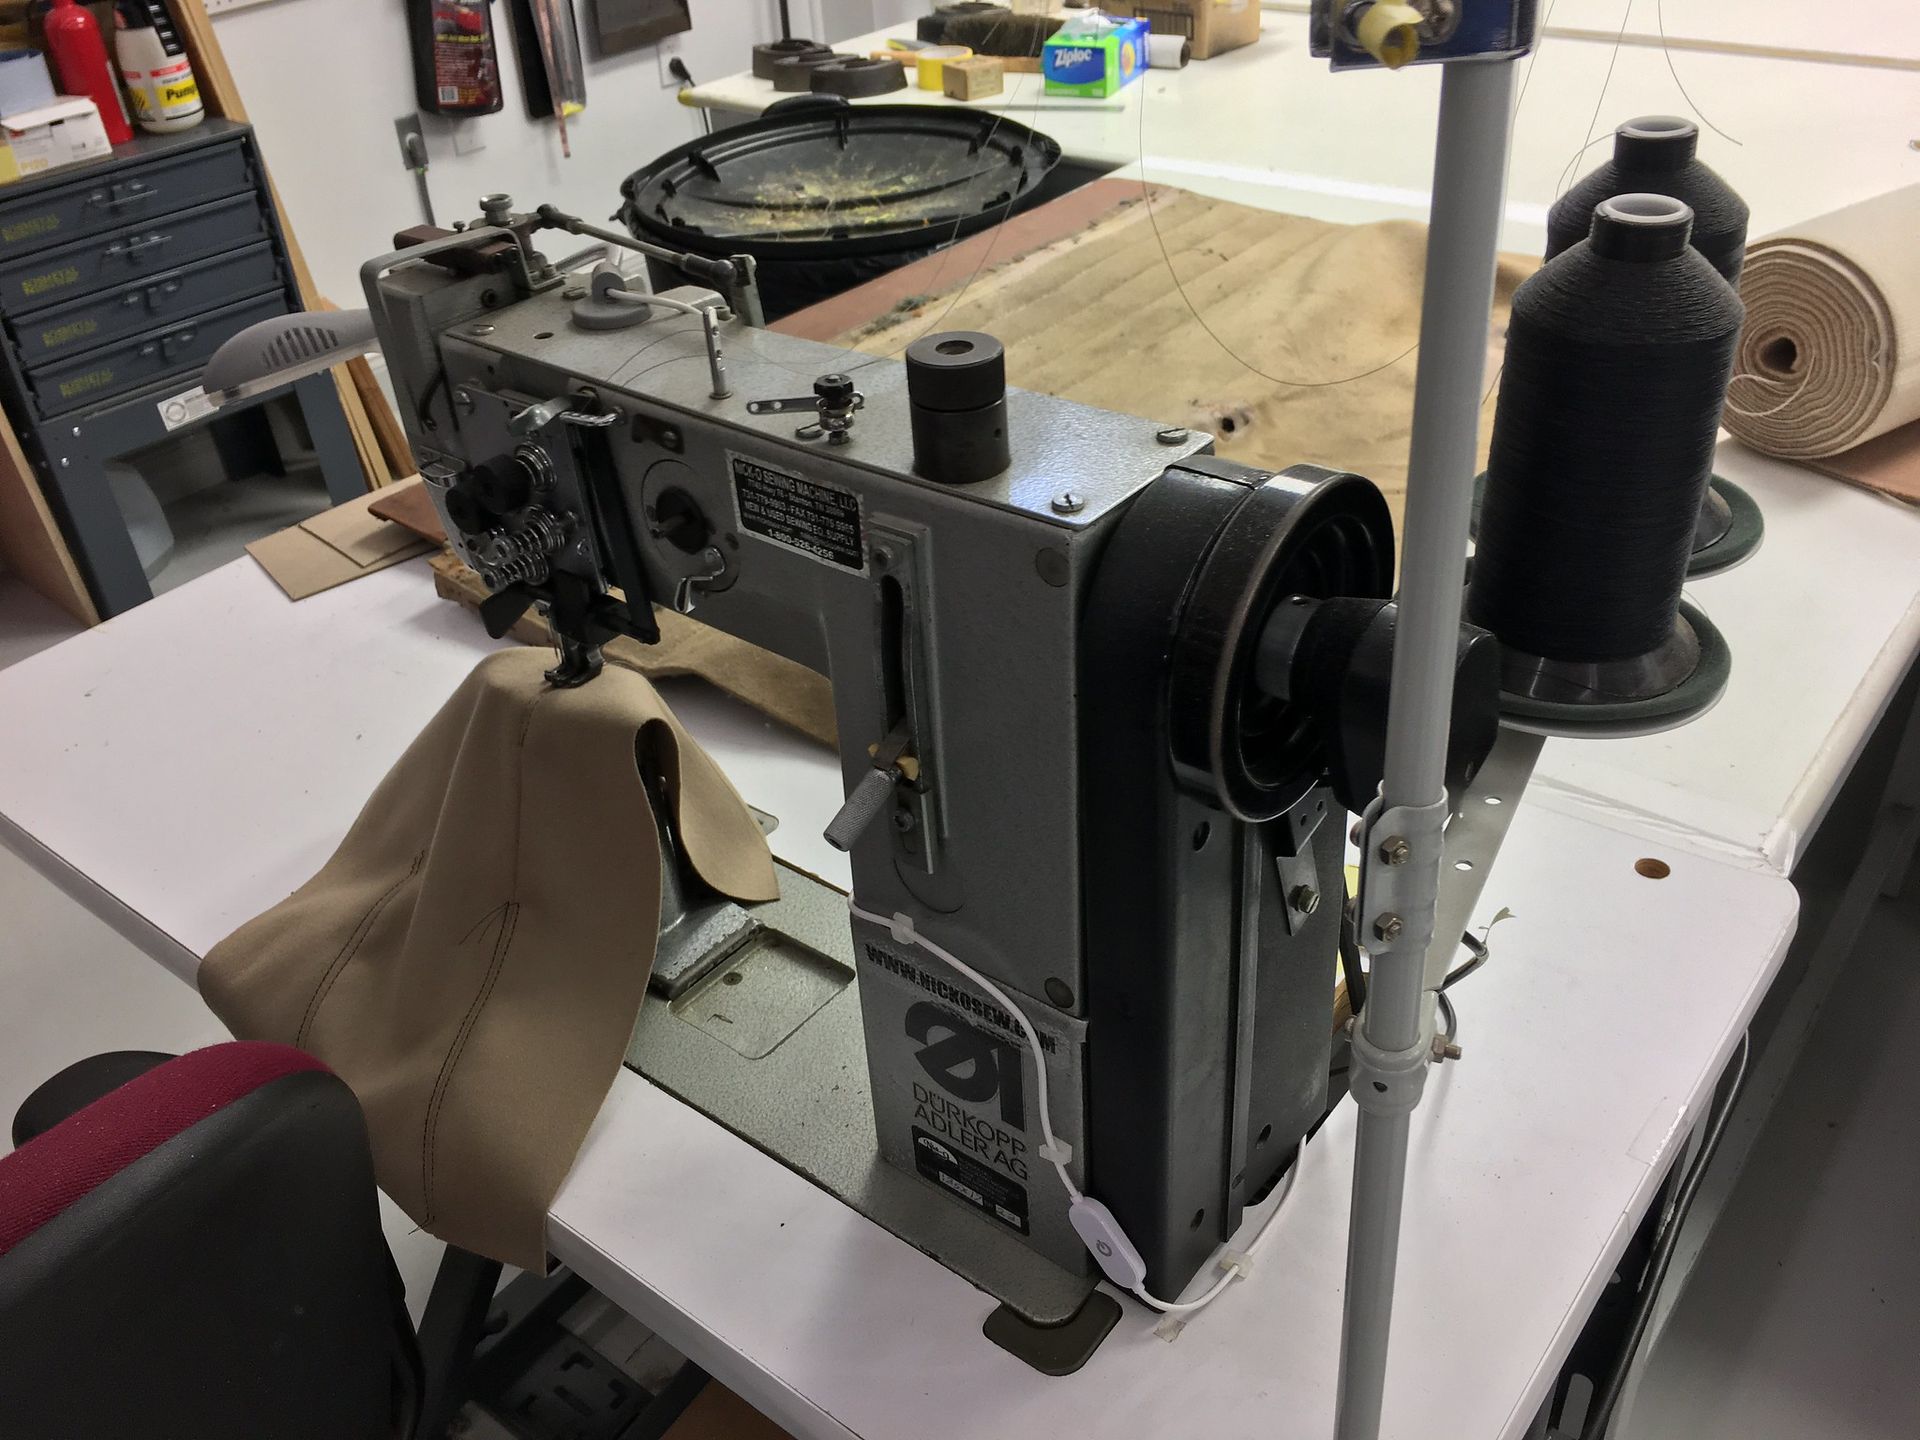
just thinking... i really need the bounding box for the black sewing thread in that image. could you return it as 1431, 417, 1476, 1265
1547, 116, 1751, 284
1468, 195, 1743, 666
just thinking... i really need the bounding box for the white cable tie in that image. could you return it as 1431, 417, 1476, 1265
1218, 1248, 1253, 1279
1038, 1138, 1073, 1168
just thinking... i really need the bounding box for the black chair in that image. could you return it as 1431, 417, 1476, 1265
0, 1042, 422, 1439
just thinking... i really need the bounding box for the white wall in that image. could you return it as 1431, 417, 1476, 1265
211, 0, 791, 305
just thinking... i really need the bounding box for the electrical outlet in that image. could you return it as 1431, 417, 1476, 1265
393, 114, 426, 172
657, 31, 685, 89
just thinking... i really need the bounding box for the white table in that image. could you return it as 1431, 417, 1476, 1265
691, 14, 1920, 254
0, 556, 1800, 1439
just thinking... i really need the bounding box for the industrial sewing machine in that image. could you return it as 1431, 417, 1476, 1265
203, 2, 1564, 1411
212, 200, 1499, 1337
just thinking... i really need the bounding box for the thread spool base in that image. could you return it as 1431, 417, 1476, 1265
1494, 599, 1730, 736
1469, 472, 1763, 578
1691, 474, 1764, 575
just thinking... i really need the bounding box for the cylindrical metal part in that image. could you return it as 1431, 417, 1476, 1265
906, 331, 1010, 484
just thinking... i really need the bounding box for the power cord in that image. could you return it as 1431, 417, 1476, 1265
848, 899, 1305, 1318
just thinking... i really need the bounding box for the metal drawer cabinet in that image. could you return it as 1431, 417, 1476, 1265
11, 242, 282, 362
0, 193, 271, 316
26, 289, 289, 417
0, 140, 251, 267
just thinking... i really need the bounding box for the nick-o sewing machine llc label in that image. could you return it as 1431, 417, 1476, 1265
729, 452, 866, 573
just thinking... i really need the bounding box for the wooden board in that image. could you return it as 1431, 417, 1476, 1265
792, 185, 1542, 536
0, 419, 96, 625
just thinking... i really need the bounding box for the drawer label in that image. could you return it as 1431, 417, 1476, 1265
729, 451, 866, 573
158, 383, 215, 431
39, 316, 97, 350
1, 213, 59, 245
20, 264, 80, 298
57, 367, 114, 400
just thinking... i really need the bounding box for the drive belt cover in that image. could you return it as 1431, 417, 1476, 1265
811, 56, 908, 97
753, 38, 831, 79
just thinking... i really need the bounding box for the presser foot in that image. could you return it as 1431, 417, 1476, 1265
544, 639, 604, 689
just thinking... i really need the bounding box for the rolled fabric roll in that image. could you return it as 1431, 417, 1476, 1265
1725, 184, 1920, 459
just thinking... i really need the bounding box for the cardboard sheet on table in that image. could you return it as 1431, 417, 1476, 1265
1805, 421, 1920, 505
247, 487, 432, 600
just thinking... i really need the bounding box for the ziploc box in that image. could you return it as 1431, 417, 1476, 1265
1043, 14, 1149, 98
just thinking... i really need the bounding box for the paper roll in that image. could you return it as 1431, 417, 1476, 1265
1148, 32, 1191, 68
1724, 184, 1920, 460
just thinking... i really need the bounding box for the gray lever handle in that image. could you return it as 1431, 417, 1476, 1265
823, 766, 898, 852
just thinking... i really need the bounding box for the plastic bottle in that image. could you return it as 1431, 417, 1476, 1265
114, 2, 204, 133
42, 0, 134, 145
409, 0, 504, 117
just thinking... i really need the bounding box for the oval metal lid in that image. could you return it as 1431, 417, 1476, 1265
619, 105, 1063, 259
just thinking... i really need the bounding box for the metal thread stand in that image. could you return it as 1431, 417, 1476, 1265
1336, 54, 1519, 1440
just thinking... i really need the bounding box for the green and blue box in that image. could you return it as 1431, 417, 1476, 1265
1042, 15, 1149, 98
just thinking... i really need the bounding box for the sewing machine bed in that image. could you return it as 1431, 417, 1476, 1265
626, 858, 1099, 1325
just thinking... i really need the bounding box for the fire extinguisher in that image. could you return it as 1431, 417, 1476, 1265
44, 0, 135, 145
409, 0, 504, 117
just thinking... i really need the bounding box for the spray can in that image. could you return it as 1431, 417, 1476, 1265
114, 2, 204, 133
43, 0, 134, 145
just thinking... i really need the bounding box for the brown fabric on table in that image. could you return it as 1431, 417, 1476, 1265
825, 190, 1540, 536
200, 648, 778, 1268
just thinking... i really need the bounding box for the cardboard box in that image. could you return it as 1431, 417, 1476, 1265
0, 97, 110, 186
942, 53, 1003, 101
1042, 14, 1148, 98
1133, 0, 1262, 60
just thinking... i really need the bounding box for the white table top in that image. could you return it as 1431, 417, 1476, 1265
691, 15, 1920, 254
0, 555, 1798, 1440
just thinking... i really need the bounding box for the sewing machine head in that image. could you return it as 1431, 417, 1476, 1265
350, 197, 1502, 1316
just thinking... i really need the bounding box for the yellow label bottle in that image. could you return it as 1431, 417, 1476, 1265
114, 1, 205, 134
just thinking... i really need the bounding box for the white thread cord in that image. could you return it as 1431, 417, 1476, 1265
848, 898, 1306, 1318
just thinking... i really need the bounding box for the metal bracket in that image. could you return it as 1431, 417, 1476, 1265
1269, 789, 1329, 937
1355, 791, 1450, 966
1345, 1014, 1433, 1118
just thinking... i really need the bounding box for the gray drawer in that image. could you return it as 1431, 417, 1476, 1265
0, 141, 252, 266
26, 289, 289, 417
0, 193, 270, 316
12, 242, 283, 362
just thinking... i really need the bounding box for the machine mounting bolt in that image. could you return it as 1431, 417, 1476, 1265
453, 389, 475, 413
1288, 885, 1320, 916
1372, 913, 1404, 942
467, 323, 494, 336
1155, 426, 1189, 445
1378, 835, 1411, 865
562, 285, 586, 300
1051, 490, 1085, 515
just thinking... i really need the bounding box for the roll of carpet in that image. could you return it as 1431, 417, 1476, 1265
1724, 184, 1920, 460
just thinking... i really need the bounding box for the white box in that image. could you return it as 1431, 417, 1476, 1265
0, 97, 113, 185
